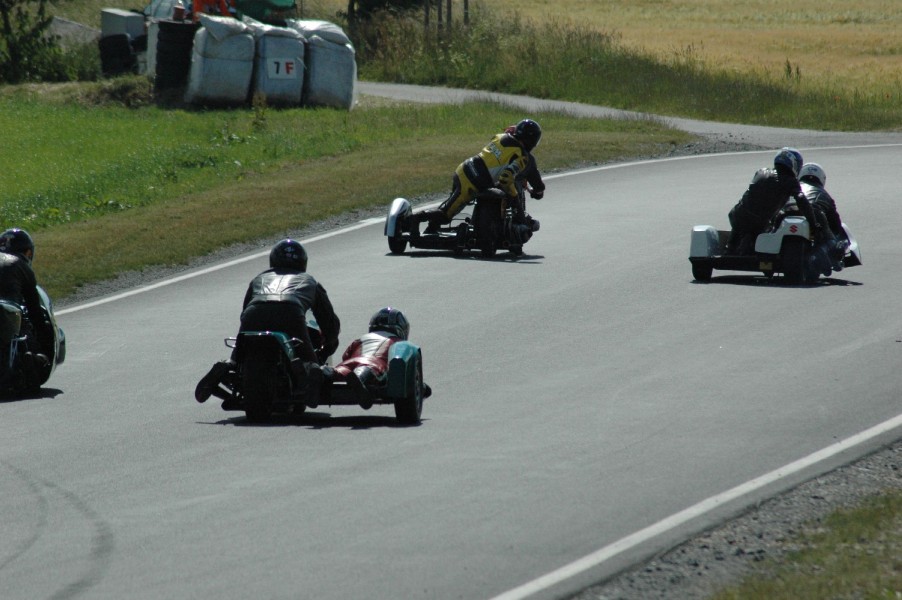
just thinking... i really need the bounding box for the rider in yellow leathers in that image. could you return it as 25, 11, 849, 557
410, 119, 546, 234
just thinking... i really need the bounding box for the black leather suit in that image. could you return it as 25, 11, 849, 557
239, 268, 340, 363
726, 167, 818, 255
0, 251, 51, 354
801, 181, 843, 238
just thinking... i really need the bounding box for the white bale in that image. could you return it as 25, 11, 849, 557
285, 19, 351, 46
185, 15, 255, 105
303, 34, 357, 110
246, 22, 305, 106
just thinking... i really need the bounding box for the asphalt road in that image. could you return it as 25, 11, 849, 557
2, 86, 902, 600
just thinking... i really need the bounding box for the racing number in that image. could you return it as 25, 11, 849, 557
267, 58, 299, 79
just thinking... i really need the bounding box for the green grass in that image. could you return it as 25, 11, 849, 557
712, 489, 902, 599
0, 84, 692, 299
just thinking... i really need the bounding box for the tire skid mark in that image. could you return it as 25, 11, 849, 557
0, 461, 115, 599
0, 462, 50, 572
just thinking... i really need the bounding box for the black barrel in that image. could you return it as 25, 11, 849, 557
155, 19, 199, 90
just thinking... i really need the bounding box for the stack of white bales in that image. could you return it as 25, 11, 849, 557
184, 14, 356, 110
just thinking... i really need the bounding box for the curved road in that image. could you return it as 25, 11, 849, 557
2, 86, 902, 599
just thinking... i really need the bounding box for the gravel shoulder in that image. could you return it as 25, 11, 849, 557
53, 93, 902, 599
572, 441, 902, 600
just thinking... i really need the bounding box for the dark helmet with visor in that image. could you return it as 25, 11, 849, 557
269, 239, 308, 271
0, 228, 35, 263
513, 119, 542, 152
368, 306, 410, 340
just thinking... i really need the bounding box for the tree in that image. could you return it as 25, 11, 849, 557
0, 0, 65, 84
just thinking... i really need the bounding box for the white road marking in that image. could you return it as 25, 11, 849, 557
489, 411, 902, 600
54, 144, 902, 598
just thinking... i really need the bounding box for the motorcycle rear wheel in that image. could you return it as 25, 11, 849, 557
242, 356, 274, 423
474, 203, 500, 258
781, 237, 808, 284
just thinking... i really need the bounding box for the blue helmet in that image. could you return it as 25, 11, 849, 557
773, 147, 803, 177
368, 307, 410, 340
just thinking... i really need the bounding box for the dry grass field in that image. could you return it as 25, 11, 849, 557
61, 0, 901, 93
303, 0, 902, 94
515, 0, 902, 92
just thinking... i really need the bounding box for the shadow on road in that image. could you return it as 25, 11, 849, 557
386, 250, 544, 263
204, 411, 423, 429
692, 275, 863, 288
0, 387, 64, 404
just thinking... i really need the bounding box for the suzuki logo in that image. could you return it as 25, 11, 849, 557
789, 225, 798, 233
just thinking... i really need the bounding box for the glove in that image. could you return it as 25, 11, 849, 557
530, 188, 544, 200
498, 169, 515, 189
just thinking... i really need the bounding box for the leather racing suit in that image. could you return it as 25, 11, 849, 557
239, 268, 340, 363
0, 251, 52, 359
726, 167, 818, 255
419, 131, 546, 228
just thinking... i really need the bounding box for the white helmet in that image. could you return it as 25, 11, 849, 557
799, 162, 826, 186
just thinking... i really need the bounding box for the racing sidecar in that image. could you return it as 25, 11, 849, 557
384, 188, 536, 258
205, 321, 428, 425
689, 214, 861, 283
0, 286, 66, 395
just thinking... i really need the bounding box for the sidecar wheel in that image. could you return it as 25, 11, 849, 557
394, 355, 423, 425
692, 263, 713, 281
388, 235, 407, 255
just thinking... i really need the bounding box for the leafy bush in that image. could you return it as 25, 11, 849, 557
0, 0, 63, 83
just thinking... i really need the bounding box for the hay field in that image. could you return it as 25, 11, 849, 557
302, 0, 901, 92
514, 0, 902, 91
58, 0, 902, 92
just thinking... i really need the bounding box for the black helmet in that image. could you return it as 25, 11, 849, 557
368, 306, 410, 340
513, 119, 542, 151
0, 228, 35, 262
269, 239, 308, 271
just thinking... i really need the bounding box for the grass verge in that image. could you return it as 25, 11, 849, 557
712, 489, 902, 599
2, 90, 693, 300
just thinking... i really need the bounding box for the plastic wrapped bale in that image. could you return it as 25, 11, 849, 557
302, 35, 356, 110
185, 14, 255, 105
246, 21, 305, 106
285, 18, 350, 46
285, 19, 356, 110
